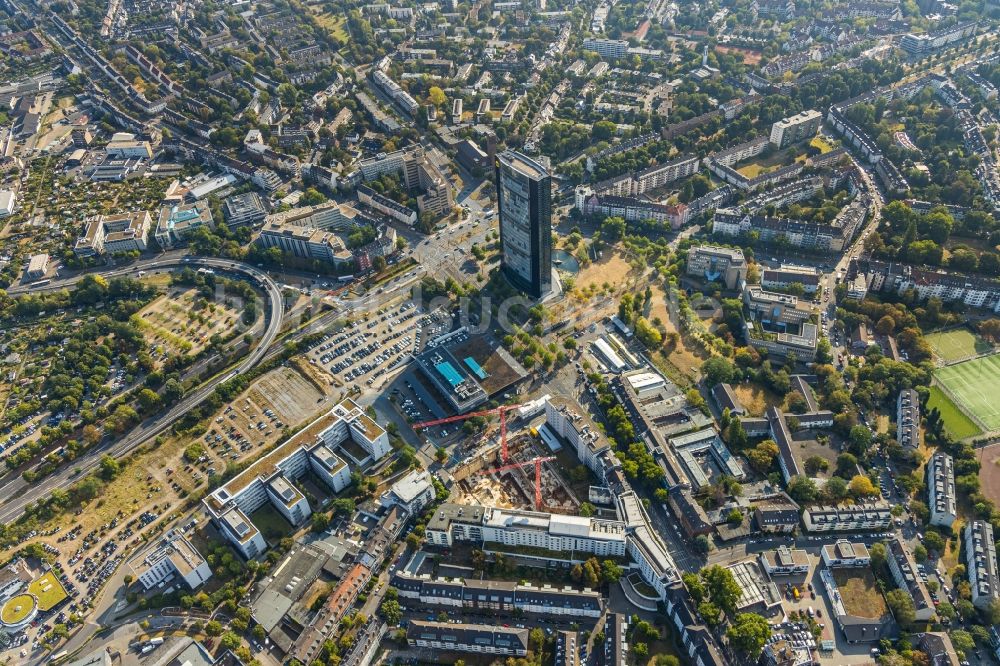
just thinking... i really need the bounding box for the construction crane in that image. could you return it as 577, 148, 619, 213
479, 456, 556, 511
412, 403, 523, 462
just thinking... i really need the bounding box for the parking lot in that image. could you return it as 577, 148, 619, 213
306, 302, 452, 395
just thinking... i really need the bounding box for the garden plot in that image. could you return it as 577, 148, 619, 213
133, 288, 241, 361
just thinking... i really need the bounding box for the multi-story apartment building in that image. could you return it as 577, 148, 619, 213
769, 110, 823, 148
496, 150, 552, 298
407, 621, 528, 656
379, 469, 435, 514
821, 540, 871, 568
927, 452, 957, 528
762, 265, 821, 293
545, 397, 612, 475
257, 221, 355, 266
802, 503, 892, 532
132, 531, 212, 591
896, 388, 920, 450
859, 259, 1000, 314
886, 536, 935, 621
770, 109, 823, 148
424, 503, 628, 557
204, 400, 388, 558
965, 521, 999, 609
582, 38, 628, 59
357, 185, 418, 225
686, 246, 748, 289
391, 571, 603, 617
752, 495, 801, 533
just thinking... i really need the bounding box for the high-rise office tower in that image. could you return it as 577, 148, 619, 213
495, 150, 552, 298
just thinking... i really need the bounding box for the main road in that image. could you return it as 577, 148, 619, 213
0, 256, 284, 524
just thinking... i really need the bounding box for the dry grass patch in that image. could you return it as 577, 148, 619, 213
733, 383, 785, 417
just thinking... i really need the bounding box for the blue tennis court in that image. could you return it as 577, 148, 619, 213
435, 361, 463, 387
464, 357, 488, 379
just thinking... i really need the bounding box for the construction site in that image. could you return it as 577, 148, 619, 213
415, 405, 583, 515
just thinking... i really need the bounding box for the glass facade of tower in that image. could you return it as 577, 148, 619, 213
495, 151, 552, 298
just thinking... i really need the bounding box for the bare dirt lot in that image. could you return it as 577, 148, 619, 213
575, 251, 635, 292
978, 442, 1000, 507
134, 287, 242, 362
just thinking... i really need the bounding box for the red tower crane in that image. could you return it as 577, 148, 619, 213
412, 403, 523, 462
479, 456, 556, 511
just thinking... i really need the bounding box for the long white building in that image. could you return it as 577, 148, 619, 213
965, 521, 1000, 609
425, 503, 628, 558
927, 452, 957, 528
204, 399, 389, 558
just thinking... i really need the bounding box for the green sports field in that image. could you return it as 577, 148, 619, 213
925, 328, 994, 364
933, 353, 1000, 432
926, 385, 982, 440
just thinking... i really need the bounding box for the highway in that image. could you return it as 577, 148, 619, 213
0, 256, 284, 524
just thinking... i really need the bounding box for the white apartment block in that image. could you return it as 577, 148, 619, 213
380, 469, 435, 514
897, 388, 920, 450
821, 540, 871, 568
204, 399, 387, 558
424, 503, 627, 558
927, 452, 957, 528
965, 521, 1000, 609
544, 397, 611, 474
802, 503, 892, 532
582, 38, 628, 59
132, 531, 212, 591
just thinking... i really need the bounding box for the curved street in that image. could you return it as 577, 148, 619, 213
0, 256, 284, 525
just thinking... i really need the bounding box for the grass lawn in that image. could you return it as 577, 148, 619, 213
832, 569, 887, 619
735, 162, 780, 178
934, 354, 1000, 431
310, 9, 348, 40
250, 503, 295, 543
926, 384, 982, 440
810, 136, 835, 154
28, 571, 67, 610
925, 328, 994, 363
732, 383, 784, 417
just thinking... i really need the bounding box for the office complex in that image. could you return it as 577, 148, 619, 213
74, 211, 151, 256
131, 531, 212, 591
203, 399, 389, 558
686, 246, 748, 289
496, 150, 552, 298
